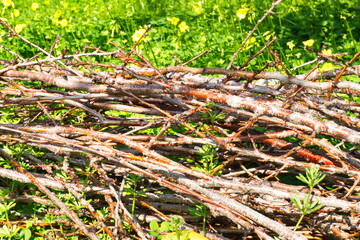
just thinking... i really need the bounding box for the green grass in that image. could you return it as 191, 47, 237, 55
0, 0, 359, 71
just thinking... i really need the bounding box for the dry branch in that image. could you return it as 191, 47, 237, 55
0, 22, 360, 240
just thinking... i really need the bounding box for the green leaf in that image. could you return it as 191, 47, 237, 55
189, 207, 202, 217
0, 201, 16, 213
313, 173, 326, 186
308, 203, 323, 214
149, 231, 159, 237
0, 225, 20, 237
296, 173, 309, 185
149, 220, 159, 230
169, 216, 185, 232
290, 194, 303, 210
20, 228, 32, 240
160, 221, 171, 232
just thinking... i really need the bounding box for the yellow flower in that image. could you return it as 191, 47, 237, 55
286, 41, 295, 50
43, 0, 50, 5
132, 28, 146, 42
2, 0, 13, 7
167, 17, 180, 26
193, 6, 203, 14
247, 37, 256, 44
321, 49, 332, 55
236, 8, 249, 20
31, 2, 39, 11
58, 19, 68, 27
302, 39, 314, 47
262, 31, 274, 41
244, 37, 257, 50
14, 24, 27, 33
319, 63, 337, 72
54, 9, 62, 19
62, 1, 68, 8
190, 2, 203, 14
13, 9, 19, 17
178, 21, 189, 32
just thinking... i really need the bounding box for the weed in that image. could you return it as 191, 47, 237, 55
188, 203, 211, 236
0, 192, 32, 240
149, 216, 185, 239
0, 195, 15, 224
188, 145, 220, 175
200, 102, 225, 127
149, 216, 208, 240
290, 166, 326, 231
123, 174, 147, 216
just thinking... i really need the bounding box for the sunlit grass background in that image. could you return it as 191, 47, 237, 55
0, 0, 359, 71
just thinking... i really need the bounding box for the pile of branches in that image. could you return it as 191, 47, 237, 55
0, 20, 360, 240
